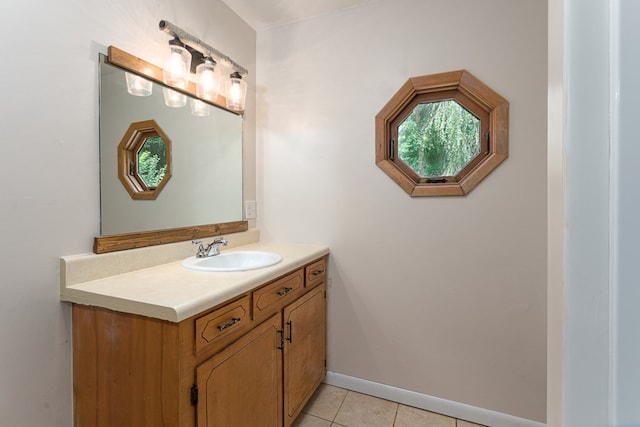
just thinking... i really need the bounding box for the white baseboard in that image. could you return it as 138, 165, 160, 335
324, 371, 546, 427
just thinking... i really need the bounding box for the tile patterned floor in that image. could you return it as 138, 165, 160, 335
293, 384, 487, 427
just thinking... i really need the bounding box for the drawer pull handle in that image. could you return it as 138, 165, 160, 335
217, 317, 241, 331
311, 269, 324, 277
277, 287, 293, 296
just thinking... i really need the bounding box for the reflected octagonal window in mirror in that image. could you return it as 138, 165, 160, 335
117, 119, 172, 200
376, 70, 508, 196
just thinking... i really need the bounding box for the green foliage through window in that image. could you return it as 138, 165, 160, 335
137, 136, 167, 188
398, 100, 480, 178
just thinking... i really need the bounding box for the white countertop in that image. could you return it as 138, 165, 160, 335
60, 241, 329, 322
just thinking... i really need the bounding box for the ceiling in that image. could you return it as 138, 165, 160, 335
222, 0, 371, 31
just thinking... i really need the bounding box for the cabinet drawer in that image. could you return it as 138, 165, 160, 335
305, 258, 326, 288
195, 295, 252, 355
253, 270, 304, 319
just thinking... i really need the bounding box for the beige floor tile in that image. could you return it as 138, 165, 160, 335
456, 420, 487, 427
333, 391, 398, 427
303, 384, 349, 421
292, 413, 332, 427
394, 404, 456, 427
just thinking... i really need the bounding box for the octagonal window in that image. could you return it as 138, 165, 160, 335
376, 70, 508, 196
117, 120, 172, 200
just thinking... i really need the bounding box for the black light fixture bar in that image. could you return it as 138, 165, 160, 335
158, 19, 249, 76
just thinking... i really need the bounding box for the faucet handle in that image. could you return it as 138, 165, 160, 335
213, 236, 228, 245
192, 240, 206, 258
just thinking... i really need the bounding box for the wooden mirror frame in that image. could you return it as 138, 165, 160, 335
94, 47, 247, 254
375, 69, 509, 196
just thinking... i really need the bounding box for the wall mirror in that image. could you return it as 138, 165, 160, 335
376, 70, 508, 196
96, 48, 246, 253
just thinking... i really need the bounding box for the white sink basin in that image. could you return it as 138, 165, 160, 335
182, 251, 282, 272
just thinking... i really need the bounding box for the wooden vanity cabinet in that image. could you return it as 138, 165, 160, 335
72, 256, 327, 427
283, 284, 326, 426
195, 313, 283, 427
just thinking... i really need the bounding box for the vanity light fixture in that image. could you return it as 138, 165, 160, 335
226, 72, 247, 111
196, 57, 220, 102
125, 72, 152, 96
158, 19, 249, 113
162, 87, 187, 108
190, 98, 210, 116
163, 37, 191, 90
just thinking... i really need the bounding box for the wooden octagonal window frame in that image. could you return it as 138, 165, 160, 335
117, 119, 172, 200
375, 70, 509, 196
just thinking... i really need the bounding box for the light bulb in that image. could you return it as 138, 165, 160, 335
125, 72, 152, 96
162, 87, 187, 108
230, 82, 242, 103
226, 72, 247, 111
163, 40, 191, 89
196, 58, 219, 102
190, 98, 210, 117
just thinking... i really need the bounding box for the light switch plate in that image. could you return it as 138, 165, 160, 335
245, 200, 257, 219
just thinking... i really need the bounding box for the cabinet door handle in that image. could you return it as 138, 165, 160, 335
277, 287, 293, 296
311, 269, 324, 277
217, 317, 241, 331
286, 321, 293, 343
277, 328, 284, 350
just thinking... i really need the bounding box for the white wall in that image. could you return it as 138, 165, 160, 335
0, 1, 255, 424
613, 0, 640, 422
257, 0, 547, 422
560, 0, 612, 425
548, 0, 640, 425
546, 0, 565, 424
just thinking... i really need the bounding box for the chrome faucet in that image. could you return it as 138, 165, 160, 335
192, 237, 228, 258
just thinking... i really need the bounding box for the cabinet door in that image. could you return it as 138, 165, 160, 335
283, 284, 327, 426
196, 313, 283, 427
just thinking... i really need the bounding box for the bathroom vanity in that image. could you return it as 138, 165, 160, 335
75, 44, 328, 426
61, 234, 328, 427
